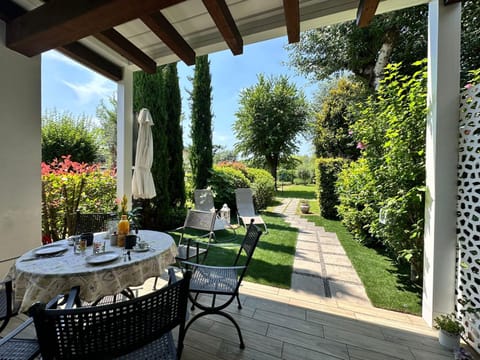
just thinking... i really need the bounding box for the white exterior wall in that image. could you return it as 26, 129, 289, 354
0, 21, 42, 276
422, 0, 461, 325
116, 69, 133, 206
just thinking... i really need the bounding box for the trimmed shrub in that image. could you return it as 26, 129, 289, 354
207, 166, 250, 212
246, 167, 275, 209
217, 161, 248, 177
336, 158, 378, 245
316, 158, 348, 219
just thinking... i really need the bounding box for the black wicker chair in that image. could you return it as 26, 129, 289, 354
0, 290, 73, 360
153, 210, 216, 290
73, 211, 116, 235
0, 279, 15, 334
182, 220, 262, 349
30, 272, 191, 360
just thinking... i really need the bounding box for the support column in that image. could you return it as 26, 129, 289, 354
116, 68, 133, 207
423, 0, 461, 325
0, 21, 41, 276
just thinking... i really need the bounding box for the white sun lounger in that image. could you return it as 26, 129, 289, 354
235, 188, 268, 233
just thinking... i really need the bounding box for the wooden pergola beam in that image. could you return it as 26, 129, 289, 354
283, 0, 300, 43
356, 0, 379, 28
141, 12, 196, 66
58, 42, 123, 82
1, 0, 123, 81
0, 0, 24, 22
94, 29, 157, 74
202, 0, 243, 55
6, 0, 185, 57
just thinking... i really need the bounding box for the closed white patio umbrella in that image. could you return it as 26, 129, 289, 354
132, 108, 156, 199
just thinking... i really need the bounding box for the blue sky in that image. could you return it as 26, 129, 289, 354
41, 36, 317, 155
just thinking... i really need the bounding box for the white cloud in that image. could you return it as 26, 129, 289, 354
42, 50, 86, 70
63, 73, 116, 105
213, 132, 233, 148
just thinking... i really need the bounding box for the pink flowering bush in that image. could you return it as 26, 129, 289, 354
42, 155, 116, 241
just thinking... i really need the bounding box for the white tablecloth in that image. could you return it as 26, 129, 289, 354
13, 230, 177, 312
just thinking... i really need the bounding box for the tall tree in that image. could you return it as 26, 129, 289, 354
133, 67, 170, 229
96, 94, 117, 168
288, 5, 428, 89
233, 74, 310, 188
314, 77, 369, 159
190, 55, 213, 189
42, 109, 99, 164
288, 2, 480, 87
164, 63, 185, 208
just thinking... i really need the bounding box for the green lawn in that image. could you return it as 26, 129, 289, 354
279, 184, 423, 315
168, 211, 297, 288
275, 183, 317, 200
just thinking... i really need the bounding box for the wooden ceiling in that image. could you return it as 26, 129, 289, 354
1, 0, 420, 82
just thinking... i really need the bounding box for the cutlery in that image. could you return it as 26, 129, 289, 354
20, 253, 65, 262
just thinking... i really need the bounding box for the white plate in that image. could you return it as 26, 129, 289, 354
86, 251, 120, 265
132, 246, 150, 252
33, 244, 68, 256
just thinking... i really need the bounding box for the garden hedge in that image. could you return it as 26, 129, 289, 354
315, 158, 349, 219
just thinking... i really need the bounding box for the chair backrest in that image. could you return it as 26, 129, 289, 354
31, 272, 191, 360
0, 280, 13, 333
235, 188, 256, 215
74, 211, 116, 235
194, 189, 216, 212
183, 209, 216, 233
234, 220, 262, 283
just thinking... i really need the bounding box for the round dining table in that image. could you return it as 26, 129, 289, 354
13, 230, 177, 312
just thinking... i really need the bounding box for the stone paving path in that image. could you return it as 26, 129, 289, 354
272, 197, 371, 307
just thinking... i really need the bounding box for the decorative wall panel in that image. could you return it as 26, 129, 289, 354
457, 82, 480, 352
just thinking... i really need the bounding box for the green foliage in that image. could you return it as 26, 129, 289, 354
213, 145, 237, 163
434, 313, 464, 335
288, 2, 480, 86
278, 168, 294, 183
296, 168, 311, 185
42, 110, 99, 164
164, 63, 186, 209
316, 158, 348, 220
287, 6, 428, 88
95, 95, 117, 168
190, 55, 213, 189
245, 167, 275, 209
314, 77, 369, 159
133, 67, 171, 229
336, 158, 378, 244
337, 61, 427, 279
216, 161, 248, 177
461, 1, 480, 83
41, 156, 116, 241
233, 74, 310, 187
207, 166, 250, 212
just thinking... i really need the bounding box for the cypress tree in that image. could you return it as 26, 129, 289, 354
133, 67, 170, 229
190, 55, 213, 190
164, 63, 185, 208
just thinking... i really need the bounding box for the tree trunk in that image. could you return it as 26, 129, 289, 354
266, 155, 279, 191
373, 29, 399, 89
